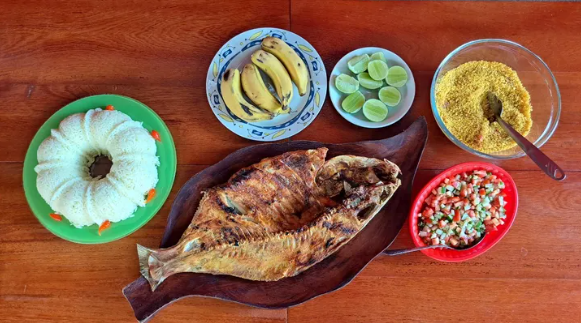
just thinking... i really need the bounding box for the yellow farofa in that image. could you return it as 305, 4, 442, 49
435, 61, 533, 153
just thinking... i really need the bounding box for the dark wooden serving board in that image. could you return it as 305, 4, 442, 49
123, 117, 428, 322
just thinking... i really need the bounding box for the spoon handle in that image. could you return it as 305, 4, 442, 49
384, 245, 451, 256
496, 118, 566, 181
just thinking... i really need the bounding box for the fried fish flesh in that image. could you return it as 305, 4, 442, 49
137, 148, 401, 290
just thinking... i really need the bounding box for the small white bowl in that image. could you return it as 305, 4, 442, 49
329, 47, 415, 128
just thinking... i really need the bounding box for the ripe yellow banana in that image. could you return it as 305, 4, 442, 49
241, 64, 285, 114
251, 50, 293, 111
220, 68, 273, 122
261, 37, 309, 96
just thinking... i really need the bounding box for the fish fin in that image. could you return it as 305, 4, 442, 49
137, 244, 165, 291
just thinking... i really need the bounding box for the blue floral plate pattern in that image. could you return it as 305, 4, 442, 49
206, 27, 327, 141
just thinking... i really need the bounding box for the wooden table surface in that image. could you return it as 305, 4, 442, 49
1, 1, 580, 322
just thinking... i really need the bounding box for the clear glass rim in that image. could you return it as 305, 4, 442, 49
430, 38, 562, 160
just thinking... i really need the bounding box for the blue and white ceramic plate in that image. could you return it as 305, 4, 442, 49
206, 27, 327, 141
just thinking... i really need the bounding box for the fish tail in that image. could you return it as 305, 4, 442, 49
137, 244, 166, 291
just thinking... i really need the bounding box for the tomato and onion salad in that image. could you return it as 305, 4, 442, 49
417, 170, 508, 248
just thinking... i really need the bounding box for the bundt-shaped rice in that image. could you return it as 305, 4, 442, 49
34, 108, 159, 227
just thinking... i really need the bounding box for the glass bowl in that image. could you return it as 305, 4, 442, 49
430, 39, 561, 159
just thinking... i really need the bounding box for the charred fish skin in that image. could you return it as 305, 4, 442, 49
138, 148, 329, 289
143, 182, 399, 286
137, 150, 401, 291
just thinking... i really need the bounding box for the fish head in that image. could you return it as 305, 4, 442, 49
316, 155, 401, 198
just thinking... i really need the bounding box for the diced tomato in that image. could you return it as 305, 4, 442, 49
49, 213, 62, 221
105, 105, 114, 111
422, 208, 434, 218
453, 209, 461, 222
151, 130, 161, 142
474, 170, 487, 177
418, 169, 507, 249
98, 220, 111, 236
486, 225, 499, 233
449, 237, 459, 247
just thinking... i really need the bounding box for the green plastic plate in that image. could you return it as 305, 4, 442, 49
23, 94, 177, 244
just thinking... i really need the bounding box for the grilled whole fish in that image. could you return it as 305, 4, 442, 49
138, 148, 401, 291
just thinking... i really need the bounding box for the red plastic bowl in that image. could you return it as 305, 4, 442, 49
409, 162, 519, 262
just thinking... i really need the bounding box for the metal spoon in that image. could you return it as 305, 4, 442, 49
487, 92, 566, 181
383, 236, 485, 256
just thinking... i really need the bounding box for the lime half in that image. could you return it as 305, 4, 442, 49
378, 86, 401, 106
335, 74, 359, 94
368, 60, 388, 81
341, 91, 365, 113
357, 72, 383, 90
370, 52, 386, 63
347, 54, 370, 74
363, 99, 388, 122
386, 66, 408, 87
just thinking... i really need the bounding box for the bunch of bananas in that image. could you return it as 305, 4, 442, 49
220, 37, 310, 122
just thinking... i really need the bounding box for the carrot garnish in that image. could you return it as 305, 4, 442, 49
49, 213, 62, 222
98, 220, 111, 236
105, 105, 115, 111
146, 188, 156, 204
151, 130, 161, 142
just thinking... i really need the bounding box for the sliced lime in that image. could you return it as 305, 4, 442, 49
370, 52, 386, 63
378, 86, 401, 106
347, 54, 370, 74
368, 60, 388, 81
363, 99, 388, 122
341, 91, 365, 113
335, 74, 359, 94
386, 66, 408, 87
357, 72, 383, 90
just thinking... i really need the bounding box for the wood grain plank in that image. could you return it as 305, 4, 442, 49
287, 172, 581, 322
2, 0, 581, 322
288, 276, 581, 323
0, 0, 290, 85
0, 163, 286, 322
0, 84, 272, 165
290, 0, 581, 74
290, 0, 581, 173
367, 170, 581, 281
1, 75, 579, 171
3, 164, 580, 321
295, 71, 579, 171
